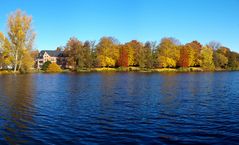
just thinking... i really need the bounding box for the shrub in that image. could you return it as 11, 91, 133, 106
46, 63, 62, 73
177, 67, 192, 72
42, 61, 51, 71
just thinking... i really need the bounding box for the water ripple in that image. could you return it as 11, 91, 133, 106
0, 73, 239, 144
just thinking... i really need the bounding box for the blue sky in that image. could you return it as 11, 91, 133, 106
0, 0, 239, 51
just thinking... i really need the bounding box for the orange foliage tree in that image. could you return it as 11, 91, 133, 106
179, 46, 190, 67
118, 45, 128, 67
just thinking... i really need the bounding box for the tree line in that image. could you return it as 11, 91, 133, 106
62, 36, 239, 71
1, 10, 239, 73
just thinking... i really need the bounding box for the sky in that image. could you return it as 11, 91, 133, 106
0, 0, 239, 51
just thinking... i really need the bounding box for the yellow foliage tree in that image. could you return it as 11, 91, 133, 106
127, 45, 135, 66
20, 50, 34, 73
200, 46, 215, 70
7, 9, 36, 72
0, 32, 13, 69
105, 56, 115, 67
156, 38, 180, 68
158, 56, 176, 68
96, 37, 119, 67
46, 63, 62, 73
98, 55, 115, 67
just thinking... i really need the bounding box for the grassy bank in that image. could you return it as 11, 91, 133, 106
77, 67, 207, 73
80, 67, 239, 73
1, 67, 239, 75
0, 70, 18, 75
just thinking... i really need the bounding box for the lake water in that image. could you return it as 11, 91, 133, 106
0, 72, 239, 144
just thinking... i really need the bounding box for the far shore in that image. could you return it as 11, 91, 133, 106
1, 67, 239, 75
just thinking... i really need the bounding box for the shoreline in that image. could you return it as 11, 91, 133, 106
76, 67, 239, 73
1, 67, 239, 75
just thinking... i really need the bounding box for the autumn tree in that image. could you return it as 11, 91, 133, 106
187, 41, 202, 67
216, 47, 230, 57
132, 40, 146, 67
156, 38, 180, 68
20, 50, 34, 73
212, 46, 230, 69
8, 10, 36, 72
124, 41, 135, 66
64, 37, 83, 70
118, 45, 128, 67
75, 41, 91, 69
179, 45, 190, 67
185, 43, 195, 67
96, 37, 119, 67
30, 50, 39, 60
213, 52, 228, 69
227, 52, 239, 69
123, 40, 146, 67
159, 56, 177, 68
0, 32, 12, 69
62, 37, 239, 70
200, 46, 215, 70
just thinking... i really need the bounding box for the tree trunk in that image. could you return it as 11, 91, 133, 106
14, 49, 18, 72
18, 57, 23, 72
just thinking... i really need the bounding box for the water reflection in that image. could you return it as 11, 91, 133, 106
0, 75, 36, 144
0, 72, 239, 144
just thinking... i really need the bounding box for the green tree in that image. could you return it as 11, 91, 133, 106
42, 61, 52, 71
82, 41, 93, 68
144, 41, 154, 68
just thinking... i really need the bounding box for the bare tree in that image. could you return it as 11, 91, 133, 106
208, 41, 222, 50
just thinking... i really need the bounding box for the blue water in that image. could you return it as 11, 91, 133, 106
0, 72, 239, 144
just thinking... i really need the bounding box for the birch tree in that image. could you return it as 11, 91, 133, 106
8, 9, 35, 72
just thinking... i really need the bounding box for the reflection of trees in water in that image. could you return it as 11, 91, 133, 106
0, 75, 36, 144
99, 73, 118, 107
160, 73, 181, 110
